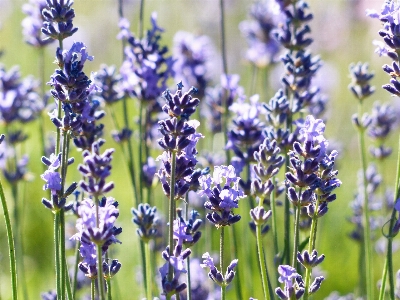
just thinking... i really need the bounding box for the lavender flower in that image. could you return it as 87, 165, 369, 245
226, 94, 266, 179
368, 102, 397, 160
203, 74, 243, 133
200, 252, 238, 287
239, 0, 283, 67
132, 203, 158, 242
198, 165, 245, 227
0, 65, 42, 124
348, 62, 375, 101
286, 115, 341, 216
48, 42, 96, 112
72, 98, 105, 150
159, 244, 191, 296
22, 0, 55, 47
78, 139, 115, 198
41, 0, 78, 42
173, 31, 215, 98
72, 197, 121, 278
157, 83, 202, 200
119, 14, 174, 102
94, 64, 124, 105
175, 208, 202, 247
275, 265, 305, 299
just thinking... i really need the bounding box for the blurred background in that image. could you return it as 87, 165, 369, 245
0, 0, 399, 299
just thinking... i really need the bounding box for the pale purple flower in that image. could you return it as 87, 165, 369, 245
298, 115, 325, 144
41, 169, 62, 193
200, 252, 216, 271
173, 218, 193, 246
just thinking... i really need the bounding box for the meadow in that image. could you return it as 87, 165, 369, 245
0, 0, 400, 299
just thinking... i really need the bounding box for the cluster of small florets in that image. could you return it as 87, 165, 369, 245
156, 83, 202, 199
239, 0, 283, 67
286, 115, 341, 218
41, 0, 78, 42
118, 13, 175, 102
198, 165, 246, 227
72, 197, 122, 279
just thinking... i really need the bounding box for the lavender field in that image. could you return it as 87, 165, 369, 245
0, 0, 400, 299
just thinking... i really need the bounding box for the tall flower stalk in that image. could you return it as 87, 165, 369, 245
0, 134, 17, 300
348, 62, 375, 298
367, 2, 400, 297
198, 165, 244, 299
156, 83, 201, 299
250, 137, 284, 299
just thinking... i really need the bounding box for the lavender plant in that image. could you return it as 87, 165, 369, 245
3, 0, 400, 299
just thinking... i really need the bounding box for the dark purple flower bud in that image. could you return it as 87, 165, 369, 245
309, 276, 324, 294
297, 249, 325, 269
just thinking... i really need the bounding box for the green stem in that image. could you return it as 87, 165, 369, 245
229, 225, 243, 299
379, 253, 389, 300
256, 224, 270, 300
122, 96, 138, 207
138, 101, 145, 204
94, 195, 105, 300
38, 47, 47, 166
358, 102, 373, 300
220, 227, 226, 300
167, 151, 177, 300
144, 242, 152, 300
73, 241, 81, 299
106, 278, 112, 300
304, 199, 320, 300
219, 0, 230, 164
91, 279, 95, 300
291, 203, 301, 268
383, 136, 400, 300
55, 211, 62, 299
138, 0, 145, 40
60, 210, 66, 300
0, 177, 18, 300
64, 256, 73, 300
185, 197, 192, 300
270, 180, 279, 250
118, 0, 126, 60
186, 255, 192, 300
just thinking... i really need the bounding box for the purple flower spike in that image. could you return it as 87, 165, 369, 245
41, 169, 62, 193
173, 218, 193, 246
198, 165, 245, 227
200, 252, 216, 271
22, 0, 55, 47
41, 0, 78, 41
299, 115, 325, 144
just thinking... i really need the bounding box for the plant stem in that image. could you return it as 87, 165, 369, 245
144, 241, 152, 300
229, 225, 242, 299
167, 151, 177, 300
270, 180, 279, 260
65, 257, 73, 300
91, 279, 95, 300
303, 199, 320, 300
106, 277, 112, 300
291, 203, 301, 268
95, 195, 105, 300
256, 223, 270, 300
122, 96, 138, 207
220, 227, 226, 300
55, 211, 62, 299
357, 102, 373, 300
138, 0, 145, 40
0, 177, 17, 300
73, 241, 81, 299
382, 136, 400, 300
219, 0, 231, 165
